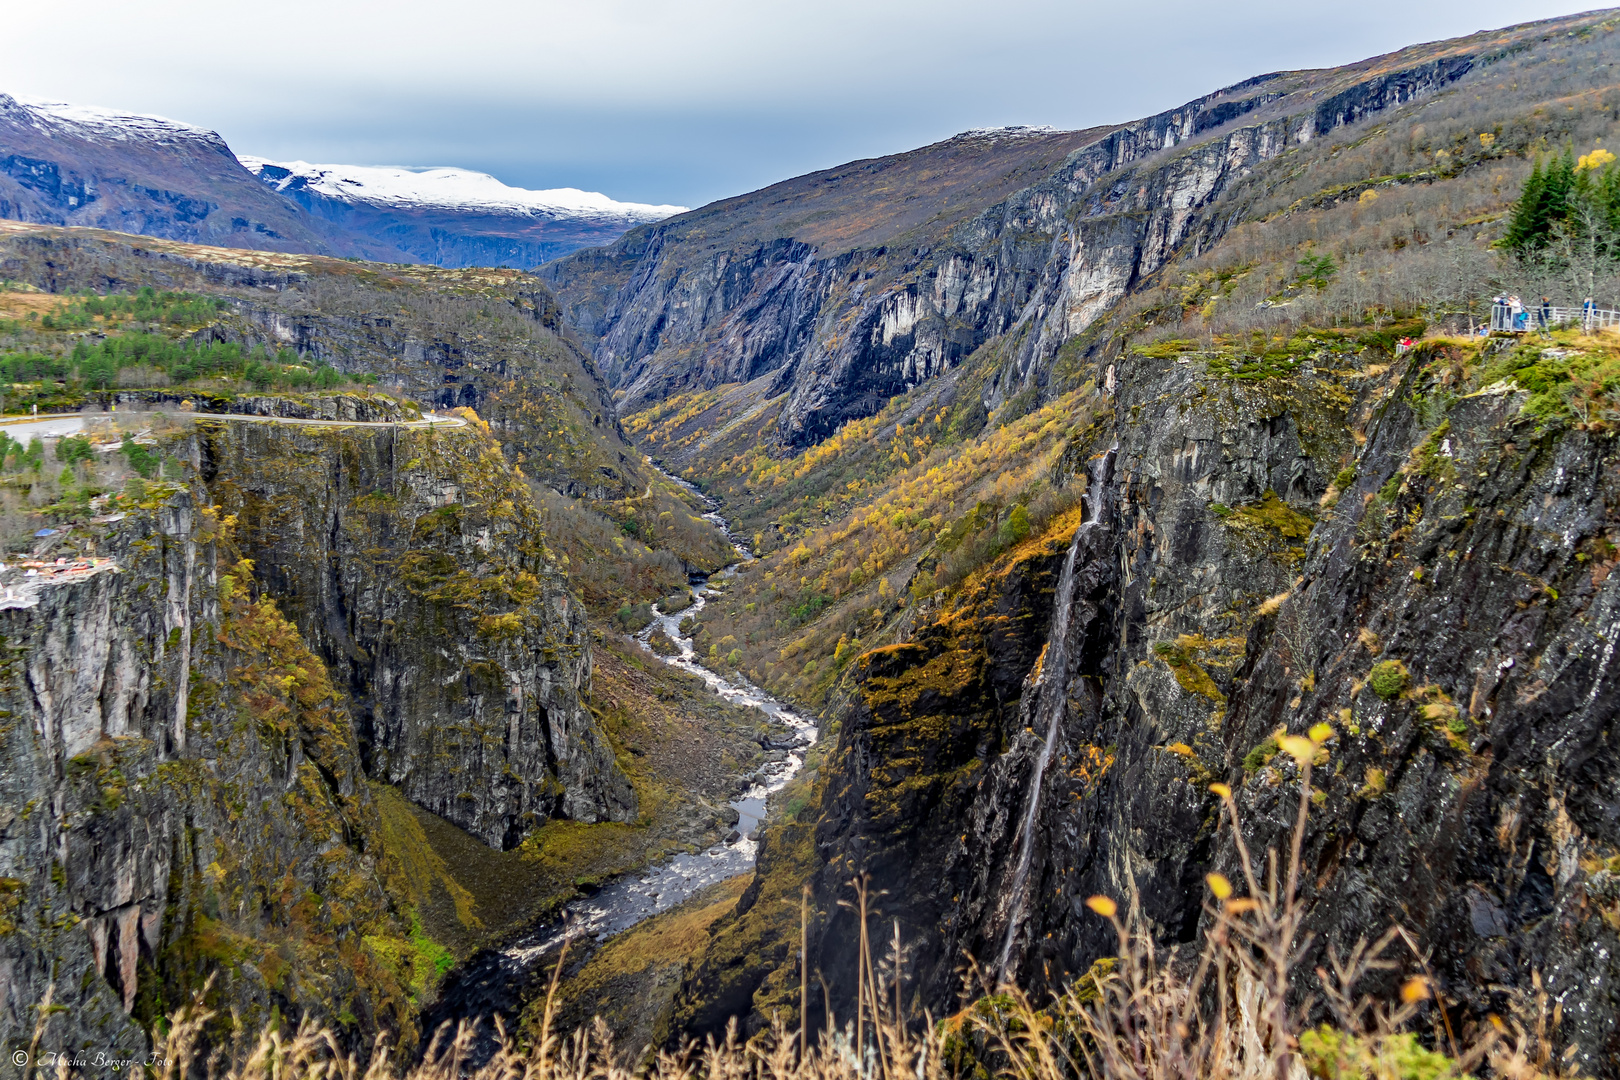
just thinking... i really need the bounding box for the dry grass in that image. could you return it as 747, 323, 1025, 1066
21, 727, 1580, 1080
0, 292, 61, 321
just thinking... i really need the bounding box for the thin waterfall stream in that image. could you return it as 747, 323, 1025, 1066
994, 450, 1111, 981
422, 462, 817, 1058
994, 523, 1086, 980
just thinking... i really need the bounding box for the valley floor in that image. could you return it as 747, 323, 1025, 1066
401, 631, 778, 976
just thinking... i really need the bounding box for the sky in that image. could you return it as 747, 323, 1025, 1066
3, 0, 1604, 208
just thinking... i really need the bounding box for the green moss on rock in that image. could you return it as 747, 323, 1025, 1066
1369, 660, 1411, 700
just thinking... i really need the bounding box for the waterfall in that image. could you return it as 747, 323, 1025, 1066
994, 521, 1086, 980
994, 447, 1113, 982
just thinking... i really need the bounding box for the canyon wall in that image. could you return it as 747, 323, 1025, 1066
694, 336, 1620, 1074
0, 484, 413, 1054
543, 53, 1479, 449
0, 412, 634, 1056
201, 418, 634, 846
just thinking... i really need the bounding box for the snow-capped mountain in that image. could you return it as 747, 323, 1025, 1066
8, 95, 226, 147
240, 158, 685, 224
234, 157, 685, 267
0, 92, 364, 255
0, 92, 686, 267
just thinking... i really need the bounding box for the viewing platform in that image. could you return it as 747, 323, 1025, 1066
1489, 299, 1620, 334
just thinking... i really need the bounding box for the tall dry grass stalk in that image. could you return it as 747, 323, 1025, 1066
28, 725, 1580, 1080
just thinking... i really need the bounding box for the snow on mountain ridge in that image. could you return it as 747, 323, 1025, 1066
954, 125, 1060, 140
5, 94, 226, 146
240, 157, 687, 222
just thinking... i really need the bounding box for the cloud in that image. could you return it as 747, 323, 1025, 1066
6, 0, 1593, 207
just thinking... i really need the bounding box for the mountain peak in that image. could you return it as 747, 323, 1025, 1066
239, 157, 687, 224
3, 93, 228, 149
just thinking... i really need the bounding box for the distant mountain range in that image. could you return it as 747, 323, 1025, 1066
240, 157, 686, 268
0, 94, 686, 267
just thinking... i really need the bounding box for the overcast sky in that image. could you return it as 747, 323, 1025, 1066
4, 0, 1603, 208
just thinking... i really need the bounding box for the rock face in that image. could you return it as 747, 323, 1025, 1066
583, 20, 1620, 1063
201, 418, 635, 846
105, 388, 418, 422
671, 506, 1102, 1037
0, 485, 411, 1057
702, 337, 1620, 1074
0, 226, 643, 502
541, 47, 1485, 448
201, 287, 637, 499
0, 413, 634, 1056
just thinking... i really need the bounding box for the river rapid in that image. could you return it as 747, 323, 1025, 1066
420, 467, 817, 1059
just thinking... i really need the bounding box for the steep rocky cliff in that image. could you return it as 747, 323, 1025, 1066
538, 125, 1106, 429
208, 281, 637, 502
997, 336, 1620, 1076
0, 405, 640, 1062
4, 6, 1619, 1068
686, 329, 1620, 1073
200, 417, 634, 846
541, 13, 1600, 451
0, 484, 418, 1057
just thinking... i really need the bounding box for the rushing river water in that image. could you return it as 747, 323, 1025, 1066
421, 467, 818, 1058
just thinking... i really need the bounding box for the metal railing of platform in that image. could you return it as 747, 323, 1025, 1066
1489, 300, 1620, 333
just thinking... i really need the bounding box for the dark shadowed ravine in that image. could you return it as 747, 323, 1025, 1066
420, 465, 818, 1063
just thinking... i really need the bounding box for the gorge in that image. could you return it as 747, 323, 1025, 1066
2, 7, 1619, 1076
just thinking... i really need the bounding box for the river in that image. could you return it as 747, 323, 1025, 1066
420, 465, 818, 1059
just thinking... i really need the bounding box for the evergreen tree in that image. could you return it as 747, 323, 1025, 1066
1504, 157, 1547, 252
1544, 148, 1578, 223
1505, 149, 1601, 255
1582, 150, 1620, 241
